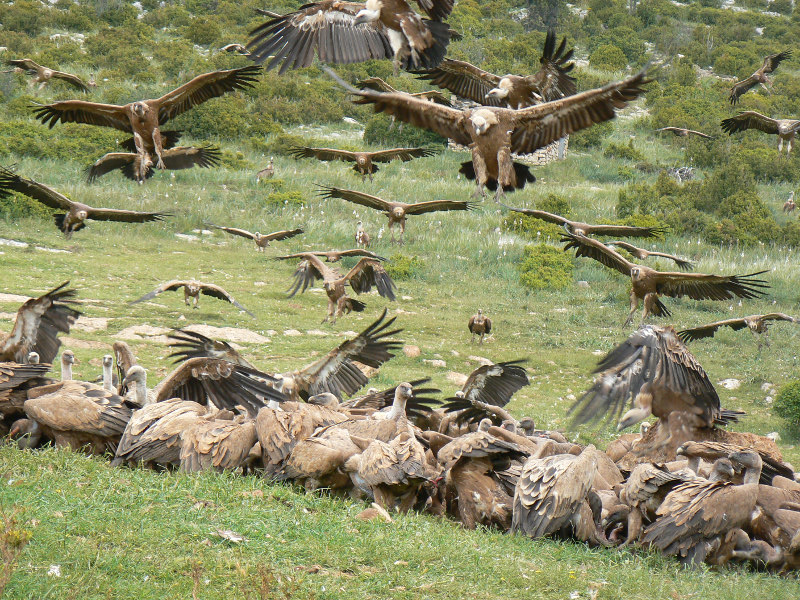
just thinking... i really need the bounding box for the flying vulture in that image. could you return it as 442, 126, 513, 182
246, 0, 453, 74
85, 146, 221, 183
356, 220, 371, 248
415, 29, 576, 108
208, 223, 304, 251
276, 249, 386, 263
677, 313, 798, 347
605, 240, 693, 270
501, 204, 667, 238
357, 77, 451, 105
784, 191, 796, 213
31, 65, 260, 169
329, 67, 649, 199
729, 51, 791, 105
655, 127, 712, 139
721, 112, 800, 156
0, 166, 170, 237
468, 309, 491, 344
219, 42, 250, 55
0, 281, 80, 364
283, 253, 396, 323
130, 281, 254, 316
288, 145, 438, 182
318, 185, 474, 243
5, 58, 90, 92
560, 231, 768, 326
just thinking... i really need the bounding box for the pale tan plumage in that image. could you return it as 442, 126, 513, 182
6, 58, 90, 92
208, 224, 304, 252
130, 280, 254, 316
721, 111, 800, 155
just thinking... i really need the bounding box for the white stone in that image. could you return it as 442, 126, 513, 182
719, 378, 740, 390
283, 329, 302, 336
424, 359, 446, 368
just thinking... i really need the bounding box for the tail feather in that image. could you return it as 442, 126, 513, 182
401, 21, 450, 71
459, 161, 535, 191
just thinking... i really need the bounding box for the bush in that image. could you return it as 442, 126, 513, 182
172, 95, 281, 140
363, 114, 447, 148
501, 195, 570, 241
385, 253, 423, 280
774, 381, 800, 432
570, 121, 613, 150
589, 44, 628, 71
184, 16, 222, 46
518, 244, 574, 291
603, 140, 646, 161
265, 190, 306, 210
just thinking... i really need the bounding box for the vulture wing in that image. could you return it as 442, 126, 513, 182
762, 50, 791, 74
677, 319, 748, 343
403, 199, 476, 215
646, 251, 693, 270
31, 99, 130, 131
460, 359, 530, 406
358, 77, 396, 93
198, 283, 255, 317
762, 312, 798, 323
331, 249, 387, 260
6, 58, 41, 72
727, 76, 760, 105
85, 152, 139, 183
130, 281, 188, 304
414, 59, 503, 106
686, 129, 713, 139
340, 378, 441, 418
652, 270, 770, 302
368, 147, 439, 163
0, 362, 51, 391
286, 253, 337, 296
344, 258, 397, 300
587, 223, 667, 238
721, 111, 780, 135
161, 146, 222, 171
0, 166, 74, 210
317, 185, 395, 213
499, 204, 571, 227
49, 70, 90, 92
412, 0, 453, 20
166, 328, 253, 367
288, 146, 358, 162
84, 206, 171, 224
560, 231, 634, 277
527, 29, 576, 102
262, 228, 304, 242
209, 224, 256, 240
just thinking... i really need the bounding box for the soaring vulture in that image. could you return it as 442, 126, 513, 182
357, 77, 451, 105
284, 253, 396, 322
31, 65, 260, 169
5, 58, 90, 92
130, 280, 254, 316
329, 67, 649, 200
208, 223, 304, 251
605, 241, 693, 270
276, 248, 386, 263
501, 203, 667, 238
219, 42, 251, 55
468, 309, 491, 344
729, 51, 791, 105
677, 313, 798, 347
721, 112, 800, 155
415, 29, 576, 108
655, 127, 712, 139
85, 146, 222, 184
0, 281, 80, 364
318, 185, 474, 243
288, 145, 438, 181
560, 231, 769, 326
441, 360, 530, 426
0, 166, 170, 237
246, 0, 453, 74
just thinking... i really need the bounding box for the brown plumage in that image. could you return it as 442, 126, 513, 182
280, 425, 363, 490
130, 280, 254, 317
256, 157, 274, 181
289, 145, 437, 182
676, 441, 793, 485
560, 231, 769, 326
677, 313, 798, 348
728, 51, 791, 105
112, 341, 137, 395
208, 224, 304, 252
355, 220, 370, 248
276, 248, 386, 263
85, 146, 221, 184
721, 111, 800, 155
0, 166, 170, 237
501, 204, 667, 238
0, 361, 53, 419
6, 58, 90, 92
180, 414, 258, 473
606, 240, 693, 271
358, 77, 451, 105
333, 381, 414, 441
467, 309, 491, 344
784, 191, 796, 213
655, 127, 712, 139
415, 29, 576, 108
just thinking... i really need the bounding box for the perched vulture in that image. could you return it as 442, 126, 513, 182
784, 191, 796, 214
676, 441, 794, 485
605, 240, 693, 270
284, 253, 396, 323
319, 185, 474, 243
415, 29, 576, 108
729, 51, 791, 105
721, 112, 800, 155
180, 413, 258, 473
0, 361, 52, 420
468, 309, 491, 344
246, 0, 453, 74
208, 223, 304, 251
501, 203, 667, 238
112, 341, 137, 395
355, 220, 370, 248
340, 377, 442, 421
277, 421, 360, 487
276, 248, 386, 263
85, 146, 221, 184
677, 313, 798, 347
257, 157, 274, 181
0, 166, 170, 237
289, 145, 438, 182
130, 280, 254, 316
0, 281, 80, 364
655, 127, 712, 139
328, 67, 648, 199
560, 231, 768, 326
31, 66, 260, 169
6, 58, 90, 92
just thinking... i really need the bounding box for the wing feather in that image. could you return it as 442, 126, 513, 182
721, 111, 780, 135
414, 59, 502, 106
317, 185, 394, 212
31, 99, 130, 131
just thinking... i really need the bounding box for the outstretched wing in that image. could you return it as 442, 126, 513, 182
85, 152, 138, 182
0, 166, 74, 210
166, 328, 253, 367
317, 185, 395, 212
721, 111, 780, 135
686, 129, 713, 139
208, 224, 256, 240
199, 283, 255, 317
414, 58, 502, 106
161, 145, 222, 171
761, 50, 791, 74
288, 146, 357, 162
677, 318, 749, 343
6, 58, 41, 72
728, 76, 759, 105
85, 206, 170, 224
589, 223, 667, 238
286, 254, 336, 296
368, 147, 439, 163
403, 199, 476, 215
560, 231, 634, 277
527, 29, 576, 102
30, 99, 130, 131
461, 359, 530, 406
344, 258, 397, 300
263, 228, 304, 242
49, 70, 90, 92
499, 204, 570, 226
130, 281, 187, 304
652, 270, 770, 302
358, 77, 396, 93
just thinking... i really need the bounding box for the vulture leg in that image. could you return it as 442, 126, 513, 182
495, 147, 514, 203
470, 147, 488, 200
788, 136, 795, 156
470, 331, 475, 343
399, 219, 405, 245
641, 293, 660, 325
152, 130, 166, 169
623, 508, 643, 547
778, 138, 785, 154
623, 291, 640, 328
388, 116, 396, 131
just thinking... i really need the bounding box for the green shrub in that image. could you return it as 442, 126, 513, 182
570, 122, 613, 150
184, 16, 222, 46
589, 44, 628, 71
265, 133, 319, 156
501, 194, 570, 241
0, 189, 54, 220
363, 114, 447, 148
537, 194, 571, 217
219, 150, 253, 171
603, 140, 645, 161
518, 244, 574, 291
385, 253, 423, 280
770, 0, 792, 13
774, 381, 800, 432
172, 95, 280, 140
265, 190, 306, 209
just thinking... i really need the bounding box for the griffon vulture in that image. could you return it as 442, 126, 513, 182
355, 220, 370, 248
358, 77, 450, 130
257, 157, 274, 181
729, 51, 791, 105
501, 203, 667, 238
605, 240, 693, 270
329, 67, 649, 199
468, 308, 491, 344
721, 112, 800, 156
319, 185, 474, 243
85, 146, 221, 184
784, 191, 796, 213
289, 145, 437, 181
31, 65, 260, 169
130, 280, 254, 316
276, 249, 386, 263
208, 223, 304, 251
655, 127, 712, 139
560, 231, 769, 326
677, 313, 798, 347
5, 58, 90, 92
180, 412, 258, 473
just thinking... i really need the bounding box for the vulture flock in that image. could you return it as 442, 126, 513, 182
3, 0, 800, 579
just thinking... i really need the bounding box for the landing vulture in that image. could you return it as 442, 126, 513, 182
85, 146, 222, 183
606, 240, 693, 270
501, 203, 667, 238
319, 185, 474, 243
246, 0, 453, 74
357, 77, 451, 105
560, 231, 768, 326
289, 145, 438, 181
130, 281, 254, 316
31, 65, 260, 169
468, 308, 491, 344
6, 58, 90, 92
655, 127, 712, 139
677, 313, 798, 347
441, 359, 529, 426
415, 29, 576, 108
276, 249, 386, 263
208, 223, 304, 251
729, 51, 791, 105
0, 166, 170, 237
721, 112, 800, 155
329, 67, 649, 199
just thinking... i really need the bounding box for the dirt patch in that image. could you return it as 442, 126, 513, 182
115, 325, 171, 340
0, 293, 29, 304
72, 317, 110, 333
61, 337, 110, 350
184, 324, 270, 344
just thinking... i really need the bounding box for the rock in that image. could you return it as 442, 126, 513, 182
356, 503, 392, 523
424, 359, 446, 368
719, 378, 740, 390
576, 281, 590, 289
401, 295, 413, 301
765, 396, 774, 405
447, 371, 469, 387
403, 345, 421, 358
61, 337, 109, 350
450, 350, 460, 357
185, 324, 270, 344
592, 350, 605, 356
767, 432, 781, 442
306, 329, 329, 336
283, 329, 302, 336
174, 233, 199, 242
115, 324, 171, 340
468, 355, 494, 366
72, 316, 110, 333
0, 292, 31, 303
761, 382, 774, 392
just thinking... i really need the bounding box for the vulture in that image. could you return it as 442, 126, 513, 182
501, 203, 667, 238
283, 253, 396, 323
784, 191, 796, 213
327, 66, 648, 200
318, 185, 474, 243
329, 381, 415, 442
180, 412, 258, 473
339, 378, 442, 421
677, 313, 798, 347
130, 280, 254, 316
0, 360, 52, 421
31, 65, 260, 169
0, 281, 80, 364
605, 240, 693, 271
0, 166, 170, 237
355, 220, 371, 248
655, 127, 712, 139
560, 231, 769, 326
257, 157, 274, 181
5, 58, 90, 92
219, 42, 250, 55
276, 249, 386, 263
729, 51, 791, 105
288, 145, 438, 182
208, 223, 304, 251
246, 0, 453, 74
85, 146, 222, 184
357, 77, 451, 105
468, 309, 491, 344
415, 29, 576, 108
676, 441, 794, 485
721, 112, 800, 156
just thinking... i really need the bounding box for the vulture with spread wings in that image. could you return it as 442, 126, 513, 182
415, 29, 576, 108
31, 66, 260, 169
358, 77, 451, 105
288, 145, 438, 181
85, 146, 221, 183
318, 185, 474, 243
276, 249, 386, 263
721, 112, 800, 156
130, 281, 254, 316
655, 127, 713, 139
330, 67, 649, 199
606, 240, 693, 271
501, 203, 667, 238
6, 58, 90, 92
441, 360, 530, 426
208, 223, 304, 251
284, 253, 396, 323
246, 0, 453, 74
729, 51, 791, 105
0, 166, 170, 237
561, 231, 768, 326
678, 313, 798, 347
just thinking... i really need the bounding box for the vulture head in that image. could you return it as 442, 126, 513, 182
392, 207, 404, 218
102, 354, 113, 369
123, 365, 149, 405
519, 417, 535, 435
478, 418, 492, 432
709, 457, 736, 482
354, 0, 382, 25
308, 392, 340, 407
470, 110, 498, 136
501, 420, 517, 433
27, 351, 40, 364
630, 266, 644, 282
729, 450, 763, 484
76, 209, 88, 221
185, 282, 200, 295
253, 232, 263, 242
397, 381, 413, 400
132, 102, 147, 118
61, 349, 76, 380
